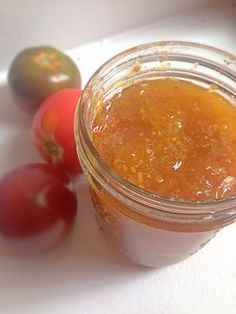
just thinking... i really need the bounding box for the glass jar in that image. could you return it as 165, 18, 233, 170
75, 41, 236, 267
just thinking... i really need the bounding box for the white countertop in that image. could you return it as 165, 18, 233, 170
0, 1, 236, 313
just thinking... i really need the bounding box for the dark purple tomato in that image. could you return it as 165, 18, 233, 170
8, 46, 81, 112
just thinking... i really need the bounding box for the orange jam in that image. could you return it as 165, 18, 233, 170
92, 79, 236, 201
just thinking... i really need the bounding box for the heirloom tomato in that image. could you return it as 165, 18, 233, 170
0, 163, 77, 253
32, 88, 82, 175
8, 46, 81, 112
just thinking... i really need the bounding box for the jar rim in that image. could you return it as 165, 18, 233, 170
75, 41, 236, 218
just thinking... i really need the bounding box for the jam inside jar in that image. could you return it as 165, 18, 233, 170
75, 42, 236, 267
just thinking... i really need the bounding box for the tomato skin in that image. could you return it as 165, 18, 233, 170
32, 88, 82, 175
0, 164, 77, 253
8, 46, 81, 112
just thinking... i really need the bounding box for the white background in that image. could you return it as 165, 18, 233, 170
0, 0, 236, 313
0, 0, 215, 72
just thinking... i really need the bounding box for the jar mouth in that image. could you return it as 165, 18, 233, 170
75, 41, 236, 218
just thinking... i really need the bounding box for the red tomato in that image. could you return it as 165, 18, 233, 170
32, 88, 82, 175
0, 164, 77, 253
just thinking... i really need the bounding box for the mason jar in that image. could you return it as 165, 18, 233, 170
75, 41, 236, 267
